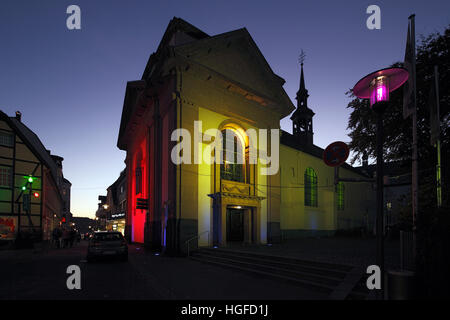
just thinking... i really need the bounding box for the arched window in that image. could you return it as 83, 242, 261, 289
135, 151, 142, 195
304, 167, 318, 207
220, 129, 244, 183
337, 182, 345, 211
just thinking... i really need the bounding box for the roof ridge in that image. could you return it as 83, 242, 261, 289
1, 111, 61, 185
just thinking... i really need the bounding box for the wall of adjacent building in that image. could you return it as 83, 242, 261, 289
0, 117, 64, 242
0, 119, 42, 240
42, 167, 62, 240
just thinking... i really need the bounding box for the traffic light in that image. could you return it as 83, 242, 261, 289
33, 192, 40, 198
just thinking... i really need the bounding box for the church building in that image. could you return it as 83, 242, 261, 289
280, 63, 374, 238
117, 17, 374, 254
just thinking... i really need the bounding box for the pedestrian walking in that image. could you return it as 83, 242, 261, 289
62, 228, 70, 248
69, 228, 76, 248
52, 227, 60, 248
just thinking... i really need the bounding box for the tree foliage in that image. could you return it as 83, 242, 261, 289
346, 25, 450, 168
347, 25, 450, 208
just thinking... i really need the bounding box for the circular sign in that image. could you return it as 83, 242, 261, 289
323, 141, 350, 167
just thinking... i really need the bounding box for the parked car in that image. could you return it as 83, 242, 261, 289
87, 231, 128, 262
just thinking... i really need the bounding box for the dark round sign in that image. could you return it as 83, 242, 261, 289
323, 141, 350, 167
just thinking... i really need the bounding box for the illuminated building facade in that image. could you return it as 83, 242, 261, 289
51, 155, 72, 225
279, 63, 375, 238
95, 195, 108, 231
105, 169, 127, 235
0, 110, 68, 242
117, 18, 375, 253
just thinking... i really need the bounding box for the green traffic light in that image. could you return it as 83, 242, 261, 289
28, 177, 33, 183
21, 186, 26, 191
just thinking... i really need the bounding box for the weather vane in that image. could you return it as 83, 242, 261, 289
298, 50, 306, 66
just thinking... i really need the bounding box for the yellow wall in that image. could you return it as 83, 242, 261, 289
176, 67, 283, 246
195, 106, 272, 245
171, 53, 373, 244
279, 144, 374, 237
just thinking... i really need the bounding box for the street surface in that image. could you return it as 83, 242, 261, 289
0, 241, 326, 300
0, 241, 159, 299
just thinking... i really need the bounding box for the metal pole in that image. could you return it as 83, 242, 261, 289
18, 203, 21, 237
334, 166, 339, 186
376, 110, 385, 299
434, 66, 442, 208
412, 113, 418, 227
436, 139, 442, 207
409, 15, 418, 266
400, 230, 404, 270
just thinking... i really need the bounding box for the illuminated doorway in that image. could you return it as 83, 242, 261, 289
226, 208, 244, 242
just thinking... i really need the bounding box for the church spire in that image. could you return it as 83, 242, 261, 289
291, 51, 315, 147
296, 62, 309, 109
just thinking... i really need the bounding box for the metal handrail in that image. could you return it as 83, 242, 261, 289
185, 230, 209, 257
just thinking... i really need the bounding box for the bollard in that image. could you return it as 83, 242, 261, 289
387, 270, 416, 300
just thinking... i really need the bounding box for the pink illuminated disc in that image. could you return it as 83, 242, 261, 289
352, 67, 409, 99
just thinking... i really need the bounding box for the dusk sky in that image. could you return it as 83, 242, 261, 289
1, 0, 448, 218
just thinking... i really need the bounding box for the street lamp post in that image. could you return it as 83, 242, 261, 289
353, 67, 409, 299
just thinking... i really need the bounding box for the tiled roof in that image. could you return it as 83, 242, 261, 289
0, 110, 59, 184
280, 130, 369, 177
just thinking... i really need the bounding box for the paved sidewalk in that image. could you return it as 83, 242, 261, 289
0, 241, 76, 260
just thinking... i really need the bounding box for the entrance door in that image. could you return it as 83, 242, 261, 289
227, 208, 244, 242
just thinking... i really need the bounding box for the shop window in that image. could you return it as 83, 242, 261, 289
135, 167, 142, 194
135, 151, 142, 195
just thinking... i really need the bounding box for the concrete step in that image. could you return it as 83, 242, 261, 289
191, 247, 369, 299
189, 255, 335, 294
344, 274, 372, 300
199, 247, 354, 272
192, 252, 342, 287
196, 249, 348, 279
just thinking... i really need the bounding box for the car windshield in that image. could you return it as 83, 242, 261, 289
93, 233, 123, 241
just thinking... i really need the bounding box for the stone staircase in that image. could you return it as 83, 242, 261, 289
190, 247, 371, 299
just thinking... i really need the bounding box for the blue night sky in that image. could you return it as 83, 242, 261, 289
0, 0, 449, 218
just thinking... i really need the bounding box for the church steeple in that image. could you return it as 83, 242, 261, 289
296, 62, 309, 108
291, 53, 315, 147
